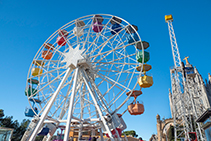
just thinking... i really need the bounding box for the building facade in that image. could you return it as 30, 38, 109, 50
155, 61, 211, 141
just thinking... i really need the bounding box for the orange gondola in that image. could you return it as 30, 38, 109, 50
128, 102, 144, 115
42, 50, 53, 60
126, 90, 142, 97
43, 43, 54, 50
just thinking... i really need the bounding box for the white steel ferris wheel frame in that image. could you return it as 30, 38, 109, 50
23, 14, 146, 141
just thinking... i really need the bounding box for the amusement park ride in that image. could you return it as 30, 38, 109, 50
21, 14, 153, 141
165, 15, 210, 141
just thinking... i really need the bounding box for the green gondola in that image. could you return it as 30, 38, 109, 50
136, 51, 150, 63
25, 87, 37, 97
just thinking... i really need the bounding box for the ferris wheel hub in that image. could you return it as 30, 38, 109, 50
78, 58, 91, 70
61, 45, 85, 69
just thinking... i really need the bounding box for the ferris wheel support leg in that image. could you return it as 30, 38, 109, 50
78, 84, 85, 141
45, 135, 52, 141
99, 128, 104, 141
123, 132, 128, 141
95, 108, 104, 141
29, 67, 72, 141
64, 67, 80, 141
81, 69, 115, 141
111, 122, 121, 140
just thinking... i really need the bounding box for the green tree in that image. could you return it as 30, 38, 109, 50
12, 119, 30, 140
122, 130, 138, 137
0, 111, 30, 141
0, 109, 4, 118
167, 125, 174, 141
35, 135, 45, 141
0, 116, 18, 128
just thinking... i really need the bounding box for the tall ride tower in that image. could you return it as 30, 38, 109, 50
165, 15, 210, 141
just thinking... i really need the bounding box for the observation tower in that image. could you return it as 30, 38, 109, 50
165, 14, 210, 141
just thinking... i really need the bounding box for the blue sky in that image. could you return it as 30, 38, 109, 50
0, 0, 211, 140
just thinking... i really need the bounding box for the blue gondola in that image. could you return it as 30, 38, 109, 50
24, 98, 41, 117
126, 33, 139, 44
25, 108, 38, 117
111, 23, 122, 35
37, 127, 49, 136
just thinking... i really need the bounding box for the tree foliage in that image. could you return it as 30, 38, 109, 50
122, 130, 138, 137
35, 135, 45, 141
167, 125, 174, 141
0, 109, 30, 141
0, 109, 4, 118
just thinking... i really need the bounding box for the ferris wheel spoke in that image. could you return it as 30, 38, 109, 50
84, 17, 111, 55
108, 91, 125, 108
108, 70, 137, 108
52, 96, 68, 117
87, 32, 125, 59
94, 62, 139, 72
89, 42, 130, 60
93, 58, 138, 76
88, 75, 111, 112
31, 69, 71, 96
94, 47, 136, 66
53, 84, 75, 118
93, 61, 139, 80
82, 98, 95, 107
86, 25, 124, 57
81, 70, 108, 113
82, 22, 94, 51
94, 52, 137, 66
95, 67, 139, 75
53, 46, 66, 55
36, 93, 53, 115
96, 72, 130, 92
96, 24, 128, 51
82, 21, 94, 50
29, 65, 66, 80
101, 66, 126, 98
98, 29, 128, 58
80, 68, 114, 137
59, 80, 84, 119
90, 43, 125, 65
40, 92, 53, 105
59, 85, 72, 120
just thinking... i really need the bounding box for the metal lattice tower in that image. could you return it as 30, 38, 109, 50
165, 15, 209, 141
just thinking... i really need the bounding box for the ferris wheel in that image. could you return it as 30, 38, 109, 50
23, 14, 152, 141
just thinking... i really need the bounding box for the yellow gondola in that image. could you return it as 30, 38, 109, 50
33, 60, 45, 67
138, 74, 153, 88
32, 68, 43, 77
